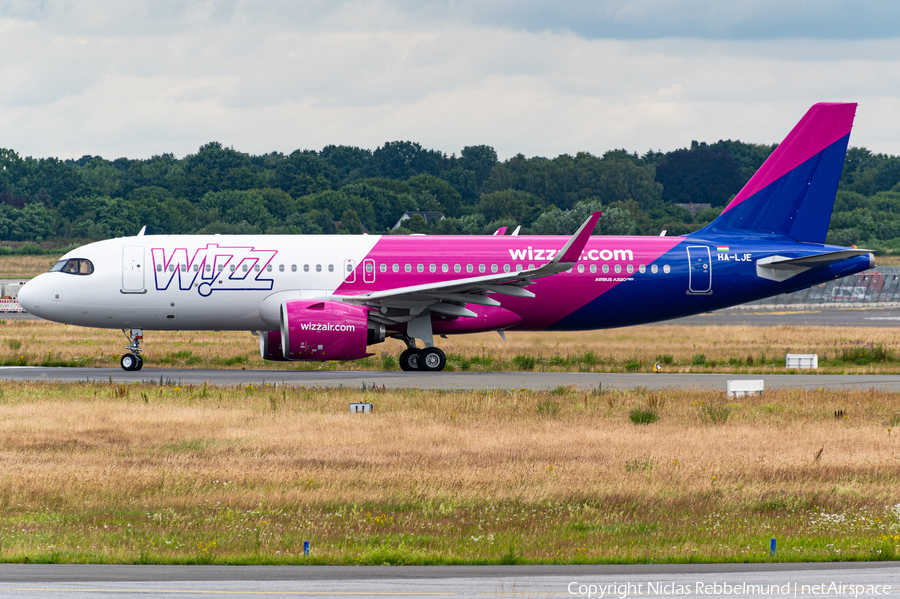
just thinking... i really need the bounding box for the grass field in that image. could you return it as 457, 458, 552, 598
2, 318, 900, 374
0, 255, 57, 280
0, 381, 898, 564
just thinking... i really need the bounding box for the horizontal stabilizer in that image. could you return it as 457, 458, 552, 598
756, 249, 873, 282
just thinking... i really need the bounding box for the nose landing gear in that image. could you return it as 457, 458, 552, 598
121, 328, 144, 371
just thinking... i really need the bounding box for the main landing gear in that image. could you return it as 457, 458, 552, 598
398, 337, 446, 372
121, 328, 144, 371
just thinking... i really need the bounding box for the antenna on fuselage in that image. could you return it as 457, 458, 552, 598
511, 226, 521, 236
137, 226, 146, 236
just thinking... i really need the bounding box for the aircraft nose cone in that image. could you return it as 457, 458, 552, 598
17, 278, 41, 314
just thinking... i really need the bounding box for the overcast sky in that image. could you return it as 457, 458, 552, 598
2, 0, 900, 160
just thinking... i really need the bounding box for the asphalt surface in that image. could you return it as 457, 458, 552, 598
0, 563, 897, 597
669, 305, 900, 326
2, 367, 900, 391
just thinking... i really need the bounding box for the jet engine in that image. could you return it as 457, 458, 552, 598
259, 330, 289, 361
278, 300, 384, 361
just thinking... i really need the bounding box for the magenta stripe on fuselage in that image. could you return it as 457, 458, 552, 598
335, 234, 684, 331
721, 103, 856, 215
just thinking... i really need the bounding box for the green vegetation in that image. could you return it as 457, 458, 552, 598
628, 407, 659, 425
1, 381, 898, 565
1, 137, 899, 251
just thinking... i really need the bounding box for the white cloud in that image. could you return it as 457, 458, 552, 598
1, 1, 900, 160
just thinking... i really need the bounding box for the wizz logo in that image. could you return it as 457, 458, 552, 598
151, 244, 277, 296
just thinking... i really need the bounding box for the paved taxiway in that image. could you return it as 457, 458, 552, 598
670, 305, 900, 327
0, 563, 897, 598
3, 366, 900, 391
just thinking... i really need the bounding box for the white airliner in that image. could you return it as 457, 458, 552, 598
16, 103, 872, 372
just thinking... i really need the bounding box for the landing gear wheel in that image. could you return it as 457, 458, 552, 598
121, 329, 145, 371
121, 354, 139, 371
399, 348, 420, 371
419, 348, 446, 372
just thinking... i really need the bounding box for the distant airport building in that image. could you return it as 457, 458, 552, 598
675, 203, 712, 217
392, 211, 445, 230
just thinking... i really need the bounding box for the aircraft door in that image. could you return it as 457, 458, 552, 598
687, 246, 711, 294
122, 246, 145, 292
363, 259, 376, 283
343, 259, 356, 283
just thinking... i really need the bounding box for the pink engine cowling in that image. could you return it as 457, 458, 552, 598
280, 300, 374, 361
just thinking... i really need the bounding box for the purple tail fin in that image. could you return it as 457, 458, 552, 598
700, 102, 856, 243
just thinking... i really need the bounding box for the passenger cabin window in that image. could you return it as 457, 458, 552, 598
279, 265, 285, 272
51, 258, 94, 275
328, 264, 334, 272
304, 264, 309, 272
292, 265, 298, 272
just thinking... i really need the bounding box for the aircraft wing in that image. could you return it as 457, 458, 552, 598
329, 211, 601, 321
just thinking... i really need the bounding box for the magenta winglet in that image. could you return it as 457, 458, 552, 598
721, 103, 856, 214
556, 211, 601, 264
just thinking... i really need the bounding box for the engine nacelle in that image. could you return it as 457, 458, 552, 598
259, 330, 289, 361
280, 300, 383, 361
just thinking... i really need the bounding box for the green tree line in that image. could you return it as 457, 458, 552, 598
1, 139, 899, 248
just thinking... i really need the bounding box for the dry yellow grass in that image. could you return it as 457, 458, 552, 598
1, 318, 899, 373
2, 384, 896, 505
0, 382, 899, 564
0, 255, 57, 279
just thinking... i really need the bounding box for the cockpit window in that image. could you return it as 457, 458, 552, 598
49, 258, 94, 275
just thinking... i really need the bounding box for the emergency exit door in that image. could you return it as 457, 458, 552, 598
122, 246, 145, 292
687, 246, 711, 294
